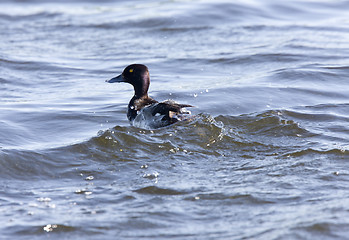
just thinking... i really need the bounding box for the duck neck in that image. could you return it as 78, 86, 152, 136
134, 71, 150, 98
134, 83, 149, 98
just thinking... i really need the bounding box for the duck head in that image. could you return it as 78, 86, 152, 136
107, 64, 150, 98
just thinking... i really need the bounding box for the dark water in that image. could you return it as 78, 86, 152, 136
1, 0, 349, 239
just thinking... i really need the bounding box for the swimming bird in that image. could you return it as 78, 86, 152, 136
106, 64, 193, 129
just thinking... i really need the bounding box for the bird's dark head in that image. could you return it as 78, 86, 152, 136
107, 64, 150, 97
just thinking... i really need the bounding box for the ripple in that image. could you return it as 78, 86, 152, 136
185, 192, 274, 205
3, 224, 77, 237
289, 222, 348, 239
284, 148, 348, 158
134, 186, 188, 195
0, 11, 60, 21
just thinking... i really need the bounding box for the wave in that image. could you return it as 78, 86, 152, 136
0, 10, 60, 21
1, 109, 347, 181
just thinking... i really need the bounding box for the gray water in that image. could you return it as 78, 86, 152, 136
1, 0, 349, 239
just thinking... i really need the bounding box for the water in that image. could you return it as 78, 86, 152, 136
1, 0, 349, 239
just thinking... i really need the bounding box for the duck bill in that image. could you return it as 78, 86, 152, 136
106, 74, 124, 83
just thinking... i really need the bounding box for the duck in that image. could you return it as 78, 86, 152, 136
106, 64, 193, 129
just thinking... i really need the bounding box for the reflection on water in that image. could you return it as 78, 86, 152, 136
1, 0, 349, 239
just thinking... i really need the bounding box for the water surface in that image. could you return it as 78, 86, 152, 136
1, 0, 349, 239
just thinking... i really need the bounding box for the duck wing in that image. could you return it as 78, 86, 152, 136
151, 100, 193, 123
132, 100, 193, 129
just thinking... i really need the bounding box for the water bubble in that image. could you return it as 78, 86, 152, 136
97, 130, 104, 136
143, 171, 159, 179
37, 197, 51, 202
43, 224, 57, 232
75, 189, 86, 194
141, 164, 148, 169
85, 176, 94, 181
75, 189, 93, 196
169, 147, 179, 153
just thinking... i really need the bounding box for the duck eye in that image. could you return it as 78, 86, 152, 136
129, 69, 134, 73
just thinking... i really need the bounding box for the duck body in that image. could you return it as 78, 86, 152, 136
107, 64, 193, 129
